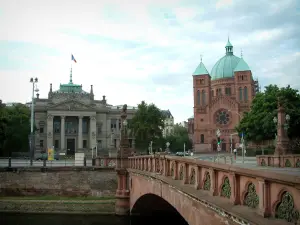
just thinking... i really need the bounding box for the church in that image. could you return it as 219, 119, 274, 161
192, 38, 259, 152
33, 69, 137, 157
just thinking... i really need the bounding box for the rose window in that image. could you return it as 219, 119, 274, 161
216, 110, 230, 125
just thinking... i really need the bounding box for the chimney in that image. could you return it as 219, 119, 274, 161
50, 83, 52, 92
36, 93, 40, 99
103, 95, 106, 101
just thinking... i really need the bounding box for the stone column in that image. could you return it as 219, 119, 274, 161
60, 116, 65, 151
78, 116, 83, 149
89, 116, 97, 149
47, 114, 54, 148
256, 178, 270, 217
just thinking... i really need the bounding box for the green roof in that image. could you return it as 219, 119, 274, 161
59, 83, 84, 93
234, 58, 251, 72
56, 68, 87, 93
192, 62, 209, 75
211, 55, 240, 80
225, 38, 233, 47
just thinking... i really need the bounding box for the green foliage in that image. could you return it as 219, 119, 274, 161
236, 85, 300, 143
0, 102, 31, 156
164, 124, 192, 152
129, 101, 166, 150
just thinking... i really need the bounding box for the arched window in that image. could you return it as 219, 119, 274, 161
200, 134, 204, 143
239, 87, 243, 101
202, 90, 206, 105
197, 90, 201, 105
244, 87, 248, 101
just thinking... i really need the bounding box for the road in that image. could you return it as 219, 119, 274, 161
0, 158, 93, 167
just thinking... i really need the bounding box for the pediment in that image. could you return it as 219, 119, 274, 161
209, 95, 238, 110
48, 100, 95, 111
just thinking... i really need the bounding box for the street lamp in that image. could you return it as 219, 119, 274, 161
273, 113, 290, 142
29, 77, 39, 166
216, 129, 221, 162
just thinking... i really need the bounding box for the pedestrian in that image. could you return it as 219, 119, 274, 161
233, 148, 237, 160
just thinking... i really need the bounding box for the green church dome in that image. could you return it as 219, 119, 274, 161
211, 38, 241, 80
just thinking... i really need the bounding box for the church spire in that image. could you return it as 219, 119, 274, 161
225, 37, 233, 55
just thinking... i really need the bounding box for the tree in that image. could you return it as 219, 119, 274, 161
236, 85, 300, 143
0, 102, 31, 156
130, 101, 166, 151
164, 124, 193, 152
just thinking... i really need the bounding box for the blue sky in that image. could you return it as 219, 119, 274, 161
0, 0, 299, 122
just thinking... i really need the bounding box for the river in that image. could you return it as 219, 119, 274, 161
1, 212, 188, 225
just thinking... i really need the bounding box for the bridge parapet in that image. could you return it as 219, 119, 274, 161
129, 155, 300, 224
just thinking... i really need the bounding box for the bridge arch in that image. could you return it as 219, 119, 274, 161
131, 193, 188, 225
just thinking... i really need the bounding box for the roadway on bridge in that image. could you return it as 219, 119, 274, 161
189, 153, 300, 176
0, 158, 93, 167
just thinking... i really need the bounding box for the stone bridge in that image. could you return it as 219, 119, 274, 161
123, 155, 300, 225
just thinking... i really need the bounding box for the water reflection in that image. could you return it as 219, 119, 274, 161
1, 212, 188, 225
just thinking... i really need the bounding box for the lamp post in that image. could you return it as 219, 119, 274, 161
149, 141, 153, 155
29, 77, 39, 166
216, 129, 221, 162
120, 119, 128, 168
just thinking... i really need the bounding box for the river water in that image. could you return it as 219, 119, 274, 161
1, 212, 188, 225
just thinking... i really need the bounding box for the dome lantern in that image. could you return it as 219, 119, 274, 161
225, 37, 233, 55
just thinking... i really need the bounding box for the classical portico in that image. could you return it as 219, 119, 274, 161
47, 111, 97, 154
32, 69, 136, 157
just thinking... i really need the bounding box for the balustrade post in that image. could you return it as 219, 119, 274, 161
182, 163, 188, 184
173, 161, 178, 180
209, 168, 217, 196
163, 158, 169, 176
229, 172, 240, 205
196, 166, 202, 189
256, 178, 271, 217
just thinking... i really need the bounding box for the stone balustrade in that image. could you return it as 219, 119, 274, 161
257, 154, 300, 168
129, 155, 300, 224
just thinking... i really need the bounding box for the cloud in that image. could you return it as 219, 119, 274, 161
0, 0, 299, 123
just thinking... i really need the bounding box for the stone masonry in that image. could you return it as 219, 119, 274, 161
0, 168, 117, 197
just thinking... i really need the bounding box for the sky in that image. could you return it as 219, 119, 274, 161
0, 0, 299, 123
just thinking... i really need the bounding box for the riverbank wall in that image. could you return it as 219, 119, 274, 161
0, 167, 117, 197
0, 199, 116, 214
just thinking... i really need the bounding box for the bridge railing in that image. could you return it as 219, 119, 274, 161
128, 154, 300, 224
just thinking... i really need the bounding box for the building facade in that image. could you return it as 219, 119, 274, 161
33, 71, 136, 156
161, 110, 174, 137
192, 39, 259, 152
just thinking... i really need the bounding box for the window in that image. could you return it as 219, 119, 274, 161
54, 140, 59, 149
97, 140, 102, 149
225, 87, 231, 96
196, 90, 201, 105
83, 140, 87, 148
119, 120, 121, 129
239, 87, 243, 101
211, 90, 214, 97
111, 119, 117, 129
202, 90, 206, 105
114, 139, 117, 148
244, 87, 248, 101
54, 121, 60, 133
200, 134, 204, 143
216, 109, 230, 125
129, 139, 133, 148
97, 124, 102, 134
40, 140, 44, 148
39, 127, 44, 133
217, 88, 222, 96
82, 119, 88, 134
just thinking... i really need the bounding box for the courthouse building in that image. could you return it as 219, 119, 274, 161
33, 70, 136, 156
192, 38, 259, 152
